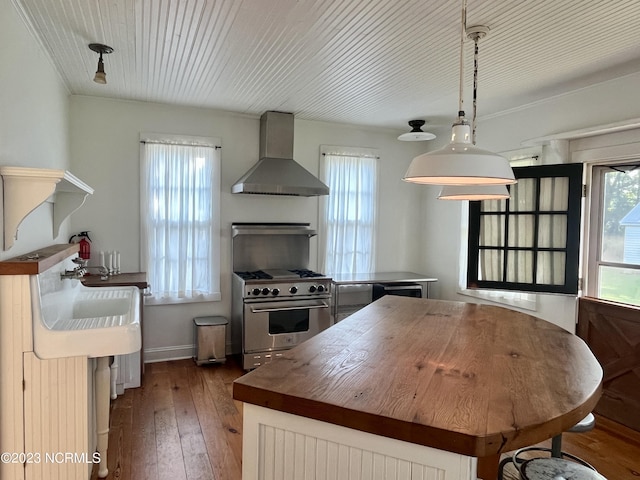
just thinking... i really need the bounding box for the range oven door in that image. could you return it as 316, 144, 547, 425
243, 297, 332, 353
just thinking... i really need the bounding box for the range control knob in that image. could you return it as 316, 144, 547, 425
261, 287, 270, 295
317, 285, 325, 293
252, 288, 261, 296
271, 288, 280, 296
289, 286, 298, 294
308, 285, 317, 293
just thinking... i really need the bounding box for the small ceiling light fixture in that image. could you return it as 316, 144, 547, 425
438, 25, 511, 201
89, 43, 114, 84
403, 0, 516, 186
398, 120, 436, 141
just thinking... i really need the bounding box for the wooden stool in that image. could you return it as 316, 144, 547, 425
498, 413, 599, 480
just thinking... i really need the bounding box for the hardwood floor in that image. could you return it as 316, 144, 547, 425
92, 357, 640, 480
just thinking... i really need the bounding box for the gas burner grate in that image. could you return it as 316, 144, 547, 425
235, 269, 326, 280
235, 271, 273, 280
290, 269, 325, 278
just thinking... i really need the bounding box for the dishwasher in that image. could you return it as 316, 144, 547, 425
372, 282, 423, 300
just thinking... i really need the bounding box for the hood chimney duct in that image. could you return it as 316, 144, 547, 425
231, 111, 329, 196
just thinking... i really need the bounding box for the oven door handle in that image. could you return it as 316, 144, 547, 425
250, 302, 329, 313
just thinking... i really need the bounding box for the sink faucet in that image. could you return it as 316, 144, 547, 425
61, 257, 92, 280
60, 266, 86, 280
61, 258, 110, 280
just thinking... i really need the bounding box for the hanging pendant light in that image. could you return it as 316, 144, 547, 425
398, 120, 436, 141
438, 184, 509, 200
438, 25, 511, 200
89, 43, 114, 84
403, 0, 515, 186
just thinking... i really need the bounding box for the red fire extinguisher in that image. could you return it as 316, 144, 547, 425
69, 231, 92, 260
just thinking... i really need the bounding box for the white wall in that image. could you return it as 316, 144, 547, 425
421, 72, 640, 332
0, 0, 71, 260
68, 96, 425, 360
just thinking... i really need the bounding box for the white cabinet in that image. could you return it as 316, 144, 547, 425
113, 349, 141, 395
242, 404, 476, 480
0, 272, 92, 480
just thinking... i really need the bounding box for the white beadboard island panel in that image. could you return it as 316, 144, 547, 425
243, 404, 476, 480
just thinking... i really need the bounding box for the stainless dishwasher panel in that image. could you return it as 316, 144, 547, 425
372, 283, 422, 301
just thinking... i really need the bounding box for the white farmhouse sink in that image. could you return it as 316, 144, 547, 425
30, 277, 141, 359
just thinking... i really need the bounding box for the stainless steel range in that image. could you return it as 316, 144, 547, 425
231, 223, 332, 370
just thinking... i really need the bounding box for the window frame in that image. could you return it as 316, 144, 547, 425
586, 161, 640, 305
318, 145, 378, 276
140, 133, 221, 305
467, 163, 583, 295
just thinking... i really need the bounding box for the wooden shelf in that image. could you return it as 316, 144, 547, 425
0, 243, 79, 275
0, 167, 93, 251
81, 272, 148, 290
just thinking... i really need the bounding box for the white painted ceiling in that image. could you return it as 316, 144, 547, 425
13, 0, 640, 132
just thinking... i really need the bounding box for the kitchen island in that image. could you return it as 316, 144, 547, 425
233, 296, 602, 480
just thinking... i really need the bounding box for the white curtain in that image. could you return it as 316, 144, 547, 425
140, 138, 221, 304
319, 149, 377, 275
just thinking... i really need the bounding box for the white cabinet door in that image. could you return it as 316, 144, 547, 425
23, 352, 91, 480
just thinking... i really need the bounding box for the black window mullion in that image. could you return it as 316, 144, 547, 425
564, 165, 583, 291
531, 176, 541, 284
467, 163, 583, 294
502, 196, 510, 282
467, 201, 482, 288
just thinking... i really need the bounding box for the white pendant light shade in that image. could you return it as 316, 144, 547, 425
402, 0, 516, 188
403, 123, 516, 185
437, 184, 510, 200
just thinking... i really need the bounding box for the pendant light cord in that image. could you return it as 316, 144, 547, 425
472, 33, 479, 145
458, 0, 467, 118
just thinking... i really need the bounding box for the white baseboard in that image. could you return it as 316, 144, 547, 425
143, 343, 233, 363
143, 344, 194, 363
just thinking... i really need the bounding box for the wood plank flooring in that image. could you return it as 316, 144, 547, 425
92, 357, 640, 480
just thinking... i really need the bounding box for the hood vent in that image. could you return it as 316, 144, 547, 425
231, 111, 329, 196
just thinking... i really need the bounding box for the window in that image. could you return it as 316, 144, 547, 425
140, 134, 221, 304
588, 163, 640, 306
319, 146, 378, 275
467, 163, 583, 295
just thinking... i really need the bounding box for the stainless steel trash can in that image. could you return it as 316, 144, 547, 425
194, 316, 227, 365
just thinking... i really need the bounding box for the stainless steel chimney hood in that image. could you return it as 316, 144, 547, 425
231, 111, 329, 196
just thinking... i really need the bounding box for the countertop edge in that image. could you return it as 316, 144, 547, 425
330, 271, 438, 285
232, 380, 489, 457
0, 244, 79, 275
232, 376, 603, 458
81, 272, 148, 289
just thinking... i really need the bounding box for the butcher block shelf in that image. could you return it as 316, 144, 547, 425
234, 296, 603, 460
0, 243, 79, 275
82, 272, 148, 290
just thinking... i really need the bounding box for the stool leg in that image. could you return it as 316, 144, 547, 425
551, 434, 563, 458
497, 456, 513, 480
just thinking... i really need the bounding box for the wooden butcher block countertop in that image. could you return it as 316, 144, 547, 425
81, 272, 148, 289
233, 296, 602, 459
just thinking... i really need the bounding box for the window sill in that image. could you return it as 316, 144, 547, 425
457, 288, 537, 311
145, 292, 222, 306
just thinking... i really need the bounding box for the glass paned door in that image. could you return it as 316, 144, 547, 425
591, 165, 640, 306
